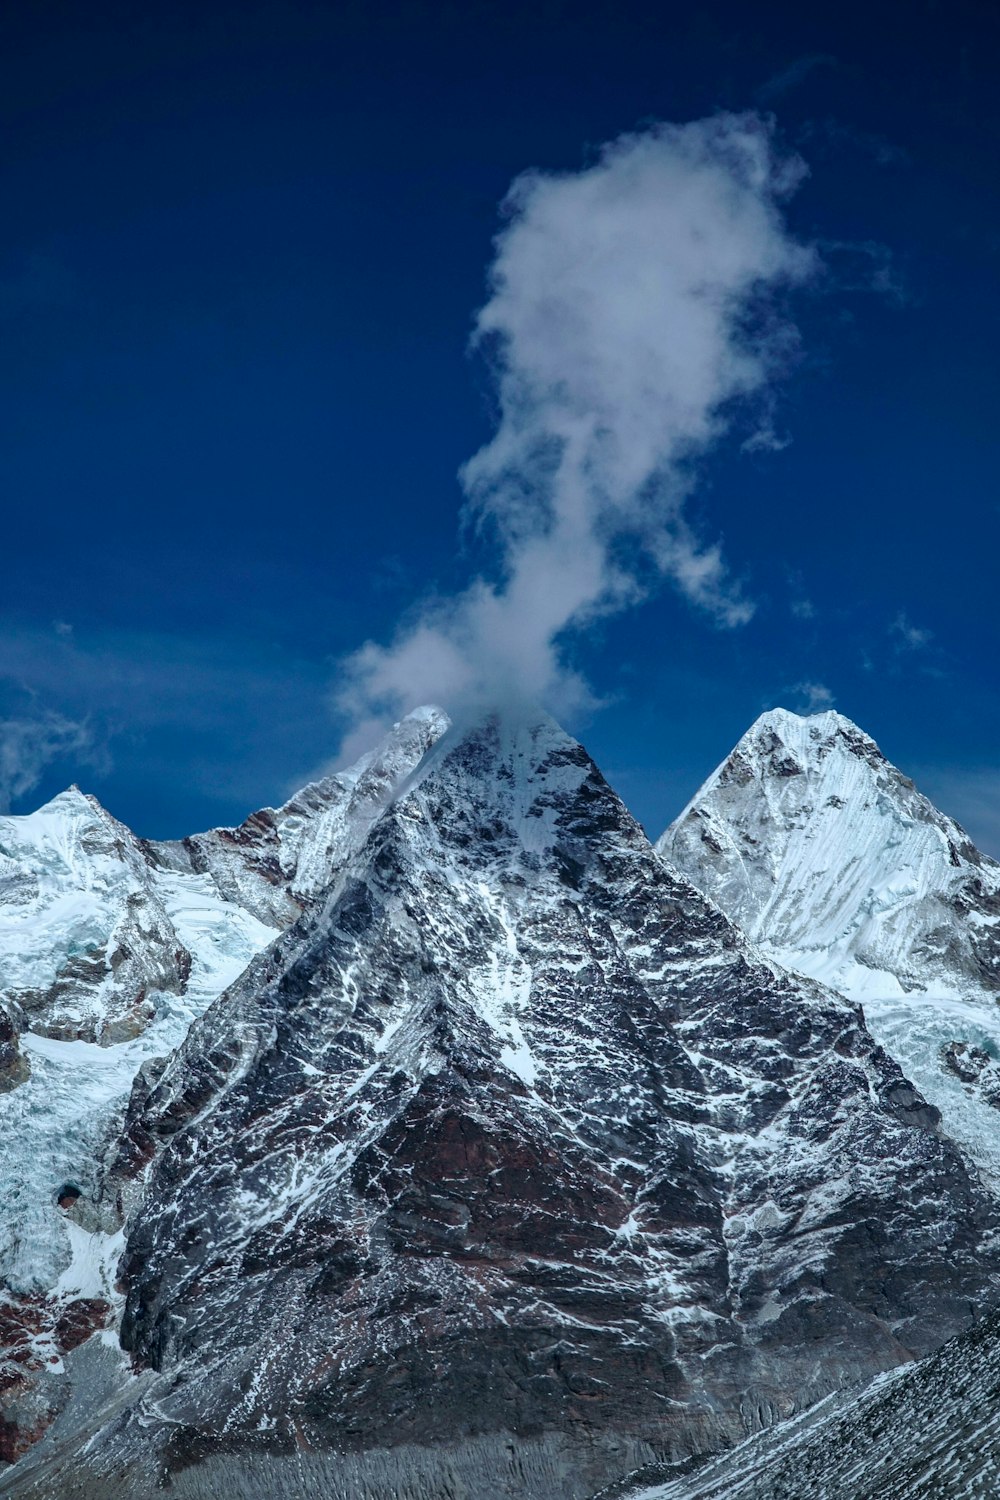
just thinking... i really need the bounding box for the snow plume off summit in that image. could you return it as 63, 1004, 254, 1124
335, 114, 817, 761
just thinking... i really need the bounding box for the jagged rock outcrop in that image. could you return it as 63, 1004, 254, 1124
658, 708, 1000, 1185
6, 713, 997, 1500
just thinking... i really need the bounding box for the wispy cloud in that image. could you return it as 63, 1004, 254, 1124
891, 611, 933, 651
797, 118, 908, 170
336, 113, 817, 758
756, 54, 837, 104
0, 708, 97, 812
820, 238, 907, 304
786, 680, 835, 713
0, 622, 334, 820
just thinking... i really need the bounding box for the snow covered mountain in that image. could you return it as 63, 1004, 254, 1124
658, 708, 1000, 1185
0, 709, 446, 1468
0, 788, 194, 1050
4, 712, 997, 1500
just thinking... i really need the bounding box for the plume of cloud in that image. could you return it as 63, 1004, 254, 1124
0, 710, 95, 812
336, 113, 817, 759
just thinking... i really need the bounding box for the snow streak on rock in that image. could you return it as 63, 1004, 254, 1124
8, 713, 997, 1500
145, 705, 450, 927
638, 1307, 1000, 1499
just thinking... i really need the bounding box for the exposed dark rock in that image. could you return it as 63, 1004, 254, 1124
0, 1009, 29, 1094
942, 1039, 992, 1084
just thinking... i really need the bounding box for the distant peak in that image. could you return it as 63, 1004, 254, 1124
403, 704, 450, 728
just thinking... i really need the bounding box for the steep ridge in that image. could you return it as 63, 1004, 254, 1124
0, 711, 446, 1468
635, 1308, 1000, 1500
145, 704, 450, 926
6, 713, 998, 1500
658, 709, 1000, 1184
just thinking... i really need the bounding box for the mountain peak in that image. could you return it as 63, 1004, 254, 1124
145, 704, 451, 928
659, 707, 1000, 1185
38, 701, 997, 1500
738, 706, 885, 769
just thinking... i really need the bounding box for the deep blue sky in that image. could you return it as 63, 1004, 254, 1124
3, 0, 1000, 848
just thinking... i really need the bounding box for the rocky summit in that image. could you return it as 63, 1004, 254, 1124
1, 709, 999, 1499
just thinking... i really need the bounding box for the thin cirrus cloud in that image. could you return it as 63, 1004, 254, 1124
891, 610, 933, 651
0, 708, 97, 813
335, 112, 818, 761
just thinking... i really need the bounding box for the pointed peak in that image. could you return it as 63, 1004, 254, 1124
740, 707, 885, 766
425, 704, 586, 775
394, 706, 609, 841
32, 783, 107, 817
749, 705, 868, 739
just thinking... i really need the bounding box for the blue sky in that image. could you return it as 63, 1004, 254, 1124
3, 0, 1000, 850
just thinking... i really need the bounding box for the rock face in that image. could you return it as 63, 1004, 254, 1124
641, 1309, 1000, 1500
658, 708, 1000, 1184
0, 1010, 29, 1094
7, 713, 998, 1500
0, 709, 449, 1471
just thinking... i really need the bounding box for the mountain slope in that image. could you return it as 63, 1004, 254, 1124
0, 710, 446, 1468
658, 708, 1000, 1184
635, 1308, 1000, 1500
0, 788, 193, 1050
6, 713, 998, 1500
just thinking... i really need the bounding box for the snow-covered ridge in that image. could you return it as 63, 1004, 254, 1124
0, 787, 191, 1049
658, 706, 1000, 1183
145, 704, 451, 926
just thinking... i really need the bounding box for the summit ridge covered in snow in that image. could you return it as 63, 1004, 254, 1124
658, 707, 1000, 1184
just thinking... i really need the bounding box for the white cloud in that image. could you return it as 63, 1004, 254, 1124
0, 711, 95, 812
336, 113, 817, 757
